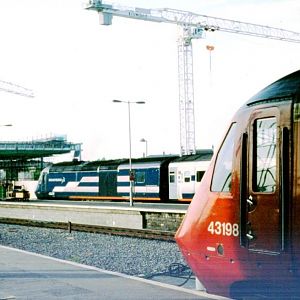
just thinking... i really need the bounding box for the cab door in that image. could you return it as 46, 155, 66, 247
168, 167, 177, 200
169, 165, 182, 200
240, 103, 291, 253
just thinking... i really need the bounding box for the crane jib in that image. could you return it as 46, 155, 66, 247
86, 1, 300, 43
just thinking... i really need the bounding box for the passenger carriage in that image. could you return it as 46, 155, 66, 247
168, 150, 213, 202
117, 156, 177, 201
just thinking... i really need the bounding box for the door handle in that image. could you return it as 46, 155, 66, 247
246, 195, 257, 211
246, 233, 254, 240
247, 195, 254, 206
246, 222, 255, 240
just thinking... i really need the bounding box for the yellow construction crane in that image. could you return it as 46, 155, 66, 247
86, 0, 300, 155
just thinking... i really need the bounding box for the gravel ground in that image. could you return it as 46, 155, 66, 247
0, 223, 194, 288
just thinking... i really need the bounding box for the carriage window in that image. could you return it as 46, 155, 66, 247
184, 171, 191, 182
253, 117, 276, 193
169, 172, 175, 183
211, 123, 236, 192
196, 171, 205, 182
135, 171, 145, 183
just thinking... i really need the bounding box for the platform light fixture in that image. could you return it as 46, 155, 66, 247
112, 99, 146, 206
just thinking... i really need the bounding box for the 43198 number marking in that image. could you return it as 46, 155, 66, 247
207, 221, 239, 237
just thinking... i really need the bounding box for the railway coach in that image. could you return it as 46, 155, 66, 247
168, 150, 213, 201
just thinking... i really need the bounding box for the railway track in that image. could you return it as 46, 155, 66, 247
0, 218, 176, 242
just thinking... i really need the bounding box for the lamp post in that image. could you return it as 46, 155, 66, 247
140, 138, 148, 157
113, 99, 146, 206
206, 44, 215, 74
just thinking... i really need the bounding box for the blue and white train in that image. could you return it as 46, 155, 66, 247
35, 150, 213, 202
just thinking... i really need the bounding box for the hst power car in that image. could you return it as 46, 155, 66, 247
176, 70, 300, 298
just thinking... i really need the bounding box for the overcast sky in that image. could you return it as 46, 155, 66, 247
0, 0, 299, 161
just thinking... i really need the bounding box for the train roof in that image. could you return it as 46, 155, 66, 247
50, 160, 84, 171
50, 159, 128, 172
131, 155, 179, 164
171, 149, 213, 162
49, 151, 214, 172
246, 70, 300, 106
48, 155, 179, 172
82, 159, 127, 170
48, 150, 214, 172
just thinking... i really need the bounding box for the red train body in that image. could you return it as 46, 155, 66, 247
175, 70, 300, 298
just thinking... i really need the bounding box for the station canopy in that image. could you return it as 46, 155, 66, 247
0, 136, 81, 160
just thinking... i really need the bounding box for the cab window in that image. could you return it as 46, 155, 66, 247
211, 123, 236, 192
253, 117, 276, 193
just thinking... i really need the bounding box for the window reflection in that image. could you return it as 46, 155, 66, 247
253, 117, 276, 192
211, 123, 236, 192
135, 171, 145, 184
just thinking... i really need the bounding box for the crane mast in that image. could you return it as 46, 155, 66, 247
86, 0, 300, 155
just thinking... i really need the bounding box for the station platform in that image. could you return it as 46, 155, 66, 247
0, 245, 229, 300
0, 200, 188, 232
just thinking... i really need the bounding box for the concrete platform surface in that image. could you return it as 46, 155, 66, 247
0, 246, 229, 300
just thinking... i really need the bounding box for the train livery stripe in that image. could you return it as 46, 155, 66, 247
79, 176, 98, 182
67, 195, 188, 202
68, 195, 161, 201
53, 187, 99, 193
69, 195, 125, 200
117, 181, 130, 186
177, 198, 193, 203
78, 182, 98, 187
118, 186, 159, 191
182, 193, 194, 199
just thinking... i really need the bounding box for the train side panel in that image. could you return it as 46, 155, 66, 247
292, 99, 300, 272
36, 160, 125, 200
117, 162, 162, 201
98, 169, 118, 197
50, 170, 99, 198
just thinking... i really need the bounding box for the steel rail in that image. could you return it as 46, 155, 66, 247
0, 218, 176, 242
